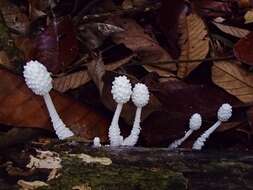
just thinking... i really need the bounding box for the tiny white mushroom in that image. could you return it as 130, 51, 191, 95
23, 60, 74, 140
122, 83, 150, 146
93, 137, 102, 147
192, 103, 232, 150
109, 76, 132, 147
168, 113, 202, 150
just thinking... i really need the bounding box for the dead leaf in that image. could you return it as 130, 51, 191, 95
244, 9, 253, 24
0, 1, 29, 34
18, 180, 48, 190
212, 22, 250, 38
108, 17, 176, 76
0, 69, 110, 142
30, 16, 79, 73
72, 184, 92, 190
177, 13, 209, 78
53, 55, 133, 92
234, 31, 253, 66
212, 61, 253, 103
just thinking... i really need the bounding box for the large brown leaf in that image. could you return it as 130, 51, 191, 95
212, 61, 253, 103
234, 31, 253, 66
0, 69, 110, 142
177, 13, 210, 78
108, 17, 177, 76
29, 16, 79, 73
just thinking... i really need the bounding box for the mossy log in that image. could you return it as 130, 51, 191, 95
37, 143, 253, 190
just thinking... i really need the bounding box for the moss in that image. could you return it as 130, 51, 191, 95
39, 156, 188, 190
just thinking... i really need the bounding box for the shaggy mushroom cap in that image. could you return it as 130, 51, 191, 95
217, 103, 232, 122
23, 60, 52, 96
189, 113, 202, 131
131, 83, 150, 108
111, 76, 132, 104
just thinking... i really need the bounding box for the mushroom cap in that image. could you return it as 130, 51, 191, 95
132, 83, 150, 108
93, 137, 101, 147
111, 76, 132, 104
189, 113, 202, 130
23, 60, 52, 96
217, 103, 232, 122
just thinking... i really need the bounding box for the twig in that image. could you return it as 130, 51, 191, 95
80, 3, 161, 23
129, 55, 235, 66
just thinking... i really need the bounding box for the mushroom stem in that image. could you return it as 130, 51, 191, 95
169, 129, 193, 150
122, 107, 142, 146
192, 121, 221, 150
43, 93, 74, 140
109, 103, 123, 146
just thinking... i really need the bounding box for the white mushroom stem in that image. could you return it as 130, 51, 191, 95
43, 93, 74, 140
192, 104, 232, 150
168, 130, 194, 150
169, 113, 202, 150
122, 107, 142, 146
109, 103, 123, 146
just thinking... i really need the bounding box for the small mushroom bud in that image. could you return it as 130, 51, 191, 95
23, 60, 74, 140
93, 137, 102, 147
109, 76, 132, 147
122, 83, 150, 146
168, 113, 202, 150
192, 103, 232, 150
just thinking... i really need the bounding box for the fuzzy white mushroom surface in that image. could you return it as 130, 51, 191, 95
93, 137, 102, 147
192, 103, 233, 150
109, 76, 132, 147
122, 83, 150, 146
168, 113, 202, 150
23, 60, 74, 140
23, 60, 52, 96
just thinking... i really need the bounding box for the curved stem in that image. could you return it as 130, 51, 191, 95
192, 120, 222, 150
168, 129, 193, 149
43, 93, 74, 140
122, 107, 142, 146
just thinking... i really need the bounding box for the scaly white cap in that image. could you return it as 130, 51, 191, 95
217, 103, 232, 122
132, 83, 150, 108
23, 60, 52, 96
189, 113, 202, 131
111, 76, 132, 104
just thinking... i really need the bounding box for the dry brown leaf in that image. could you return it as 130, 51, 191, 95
108, 17, 176, 76
0, 69, 110, 142
53, 55, 133, 92
212, 61, 253, 103
18, 180, 48, 190
177, 13, 209, 78
72, 184, 92, 190
212, 22, 250, 38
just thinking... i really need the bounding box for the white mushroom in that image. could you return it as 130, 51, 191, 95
109, 76, 132, 147
23, 60, 74, 140
93, 137, 102, 147
168, 113, 202, 150
122, 83, 149, 146
192, 103, 232, 150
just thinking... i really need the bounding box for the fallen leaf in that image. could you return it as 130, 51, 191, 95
212, 22, 250, 38
53, 55, 133, 92
177, 13, 210, 78
69, 153, 112, 165
234, 31, 253, 66
18, 180, 48, 190
72, 184, 92, 190
212, 60, 253, 103
30, 16, 79, 73
0, 69, 110, 142
0, 1, 29, 34
244, 9, 253, 24
47, 168, 61, 181
108, 17, 176, 76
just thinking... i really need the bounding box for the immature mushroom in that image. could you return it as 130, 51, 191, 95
93, 137, 102, 147
23, 60, 74, 140
109, 76, 132, 147
168, 113, 202, 150
192, 103, 232, 150
122, 83, 150, 146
